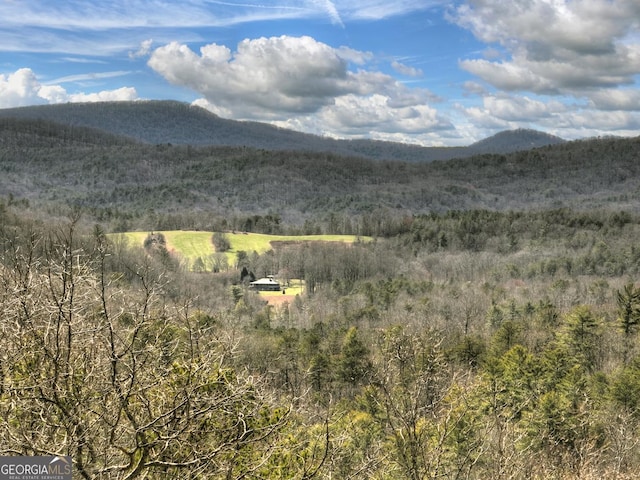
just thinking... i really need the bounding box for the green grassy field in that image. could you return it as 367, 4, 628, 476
164, 231, 216, 262
112, 231, 368, 270
224, 232, 366, 256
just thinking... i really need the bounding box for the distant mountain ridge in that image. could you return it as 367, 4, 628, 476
0, 101, 565, 162
469, 128, 565, 154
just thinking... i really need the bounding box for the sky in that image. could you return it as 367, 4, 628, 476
1, 0, 639, 146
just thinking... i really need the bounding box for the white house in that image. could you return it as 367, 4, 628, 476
250, 275, 281, 291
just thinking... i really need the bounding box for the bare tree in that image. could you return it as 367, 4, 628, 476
0, 221, 290, 479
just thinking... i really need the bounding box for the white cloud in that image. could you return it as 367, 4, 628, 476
64, 87, 138, 103
46, 71, 132, 85
459, 59, 556, 93
589, 89, 640, 111
454, 0, 640, 94
269, 96, 452, 145
462, 81, 487, 96
547, 109, 640, 141
0, 1, 234, 30
0, 68, 138, 108
312, 0, 344, 27
319, 93, 444, 132
149, 36, 354, 118
129, 39, 153, 59
60, 57, 108, 64
197, 85, 452, 143
482, 95, 563, 122
0, 1, 435, 55
338, 0, 444, 20
0, 69, 45, 108
391, 61, 423, 78
460, 91, 640, 140
0, 2, 304, 56
458, 94, 556, 132
151, 35, 451, 143
455, 0, 640, 55
452, 0, 640, 141
462, 105, 510, 131
336, 46, 373, 65
0, 1, 437, 30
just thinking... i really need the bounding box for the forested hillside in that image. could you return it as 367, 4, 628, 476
0, 101, 564, 161
468, 128, 566, 154
0, 117, 637, 232
2, 114, 640, 478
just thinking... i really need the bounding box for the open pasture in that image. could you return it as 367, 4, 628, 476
112, 231, 367, 269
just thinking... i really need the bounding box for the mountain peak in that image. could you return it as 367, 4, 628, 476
470, 128, 566, 154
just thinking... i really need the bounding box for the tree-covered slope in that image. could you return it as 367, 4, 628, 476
0, 101, 564, 161
0, 116, 638, 228
469, 128, 566, 154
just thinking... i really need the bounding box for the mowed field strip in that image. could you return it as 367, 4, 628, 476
112, 231, 369, 267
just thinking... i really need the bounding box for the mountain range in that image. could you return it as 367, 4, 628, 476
0, 100, 565, 162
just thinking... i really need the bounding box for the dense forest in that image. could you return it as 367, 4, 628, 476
0, 116, 638, 230
1, 115, 640, 478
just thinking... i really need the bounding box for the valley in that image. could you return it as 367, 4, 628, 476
1, 103, 640, 478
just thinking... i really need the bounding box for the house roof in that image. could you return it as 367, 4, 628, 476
250, 277, 280, 285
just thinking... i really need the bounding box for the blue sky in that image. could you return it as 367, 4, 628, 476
1, 1, 639, 146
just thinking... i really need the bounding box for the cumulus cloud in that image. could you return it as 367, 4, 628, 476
460, 59, 556, 93
149, 36, 353, 118
460, 91, 640, 140
150, 35, 450, 142
483, 95, 563, 122
462, 81, 487, 96
319, 93, 446, 133
268, 94, 452, 144
589, 89, 640, 111
452, 0, 640, 141
560, 110, 640, 132
0, 69, 46, 108
0, 68, 138, 108
464, 94, 564, 124
454, 0, 640, 94
65, 87, 138, 103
